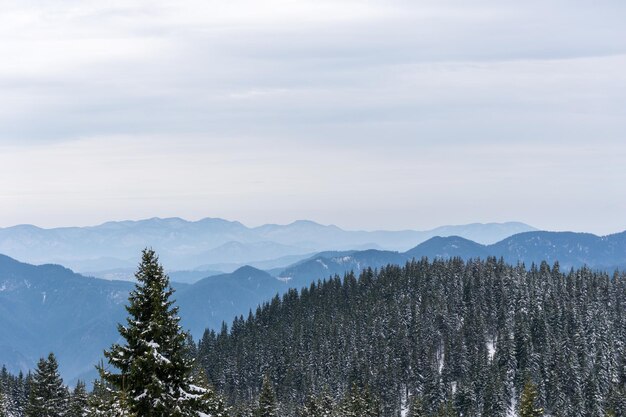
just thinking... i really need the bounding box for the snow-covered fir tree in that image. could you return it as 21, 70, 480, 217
257, 375, 277, 417
339, 384, 381, 417
0, 368, 28, 417
26, 353, 68, 417
301, 392, 335, 417
1, 389, 6, 417
87, 376, 135, 417
67, 381, 88, 417
99, 249, 224, 417
408, 396, 426, 417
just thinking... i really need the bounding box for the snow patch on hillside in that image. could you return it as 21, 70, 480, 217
487, 338, 496, 360
316, 259, 328, 269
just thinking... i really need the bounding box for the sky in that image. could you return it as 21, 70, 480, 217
0, 0, 625, 234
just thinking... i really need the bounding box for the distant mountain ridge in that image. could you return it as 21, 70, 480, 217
0, 218, 535, 279
279, 230, 626, 284
492, 230, 626, 270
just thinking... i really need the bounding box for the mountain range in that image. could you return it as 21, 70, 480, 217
280, 230, 626, 285
0, 218, 535, 279
1, 225, 625, 387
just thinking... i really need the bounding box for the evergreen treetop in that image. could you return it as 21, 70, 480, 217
67, 380, 88, 417
26, 353, 67, 417
258, 375, 277, 417
100, 249, 217, 417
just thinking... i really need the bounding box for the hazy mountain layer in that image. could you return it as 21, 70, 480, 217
0, 218, 535, 275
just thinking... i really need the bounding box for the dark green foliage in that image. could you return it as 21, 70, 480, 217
436, 400, 457, 417
0, 369, 8, 417
0, 368, 29, 417
0, 389, 5, 417
26, 353, 68, 417
300, 392, 335, 417
88, 377, 117, 417
338, 384, 381, 417
408, 395, 426, 417
197, 258, 626, 416
192, 368, 230, 417
258, 375, 277, 417
519, 379, 543, 417
67, 381, 88, 417
231, 403, 256, 417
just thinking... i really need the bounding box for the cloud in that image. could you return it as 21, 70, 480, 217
0, 0, 624, 233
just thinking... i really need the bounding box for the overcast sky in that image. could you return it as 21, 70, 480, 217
0, 0, 624, 234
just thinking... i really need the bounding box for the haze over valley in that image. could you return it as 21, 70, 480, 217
0, 218, 535, 280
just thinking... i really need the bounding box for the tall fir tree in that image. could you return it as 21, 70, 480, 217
67, 381, 89, 417
88, 376, 129, 417
300, 392, 335, 417
339, 384, 381, 417
26, 353, 68, 417
408, 395, 426, 417
258, 374, 277, 417
191, 368, 229, 417
231, 404, 256, 417
99, 249, 219, 417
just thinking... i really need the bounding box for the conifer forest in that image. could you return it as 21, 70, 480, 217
2, 254, 625, 416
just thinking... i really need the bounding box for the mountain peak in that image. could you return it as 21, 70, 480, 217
405, 235, 488, 259
290, 219, 324, 226
231, 265, 271, 279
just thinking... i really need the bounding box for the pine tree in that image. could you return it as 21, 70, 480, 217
231, 404, 256, 417
301, 392, 335, 417
26, 353, 68, 417
99, 249, 215, 417
192, 368, 229, 417
0, 375, 8, 417
408, 395, 426, 417
339, 384, 380, 417
15, 371, 30, 416
0, 388, 6, 417
88, 377, 121, 417
519, 379, 543, 417
436, 400, 457, 417
258, 374, 277, 417
67, 381, 88, 417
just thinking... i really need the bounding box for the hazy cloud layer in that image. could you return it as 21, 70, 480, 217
0, 0, 625, 233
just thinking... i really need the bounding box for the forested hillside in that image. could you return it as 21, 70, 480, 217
198, 258, 626, 416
